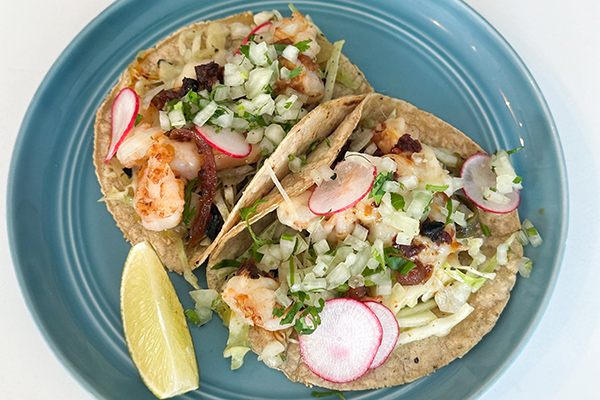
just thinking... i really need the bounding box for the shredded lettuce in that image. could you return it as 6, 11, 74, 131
322, 40, 344, 102
223, 312, 251, 370
189, 289, 219, 326
397, 303, 474, 345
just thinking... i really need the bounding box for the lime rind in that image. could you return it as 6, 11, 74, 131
121, 241, 199, 398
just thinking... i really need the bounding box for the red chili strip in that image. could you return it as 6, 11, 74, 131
170, 128, 218, 247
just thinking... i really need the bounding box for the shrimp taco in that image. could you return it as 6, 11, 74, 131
205, 93, 532, 389
93, 8, 371, 280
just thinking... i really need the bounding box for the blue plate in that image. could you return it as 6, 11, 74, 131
8, 0, 567, 399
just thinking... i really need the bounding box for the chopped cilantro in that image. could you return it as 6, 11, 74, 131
384, 247, 416, 275
186, 90, 203, 107
507, 145, 524, 155
211, 259, 242, 270
280, 302, 303, 325
289, 66, 303, 79
134, 113, 143, 127
240, 199, 269, 258
513, 176, 523, 184
481, 224, 492, 237
185, 309, 201, 325
308, 137, 324, 152
311, 390, 346, 400
238, 44, 251, 59
330, 173, 337, 180
369, 171, 394, 205
182, 178, 198, 225
293, 39, 312, 52
426, 184, 449, 192
294, 298, 325, 335
390, 193, 405, 211
335, 283, 350, 292
272, 305, 286, 317
281, 233, 295, 242
445, 198, 453, 225
361, 265, 384, 277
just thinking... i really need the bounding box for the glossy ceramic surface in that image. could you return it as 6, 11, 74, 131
8, 0, 567, 399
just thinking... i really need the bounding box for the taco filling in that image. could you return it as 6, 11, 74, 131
95, 8, 371, 276
208, 109, 531, 385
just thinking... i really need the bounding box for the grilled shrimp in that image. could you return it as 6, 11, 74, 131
222, 274, 280, 328
117, 123, 204, 181
271, 12, 325, 104
271, 12, 321, 59
277, 55, 324, 104
133, 137, 185, 231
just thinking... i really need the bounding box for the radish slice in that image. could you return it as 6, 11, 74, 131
364, 301, 400, 369
461, 153, 520, 213
298, 298, 382, 383
235, 21, 273, 54
194, 125, 252, 158
104, 88, 139, 163
308, 160, 377, 215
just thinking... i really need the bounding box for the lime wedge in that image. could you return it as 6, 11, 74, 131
120, 241, 199, 398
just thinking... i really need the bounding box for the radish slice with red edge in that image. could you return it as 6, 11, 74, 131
363, 301, 400, 369
104, 88, 139, 163
461, 152, 520, 214
194, 125, 252, 158
235, 21, 273, 54
308, 160, 377, 215
298, 298, 382, 383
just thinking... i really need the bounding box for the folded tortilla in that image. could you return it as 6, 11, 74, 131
207, 93, 523, 390
93, 11, 372, 273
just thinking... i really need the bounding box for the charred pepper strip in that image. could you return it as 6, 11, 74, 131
170, 128, 218, 247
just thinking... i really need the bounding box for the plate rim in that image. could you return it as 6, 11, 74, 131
7, 0, 568, 399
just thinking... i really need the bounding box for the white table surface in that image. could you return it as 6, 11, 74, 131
1, 0, 598, 398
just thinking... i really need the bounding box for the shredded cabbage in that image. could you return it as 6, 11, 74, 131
190, 289, 219, 326
322, 40, 344, 102
223, 312, 251, 370
397, 303, 474, 345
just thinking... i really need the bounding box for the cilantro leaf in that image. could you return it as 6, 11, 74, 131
507, 145, 524, 155
294, 39, 312, 52
185, 309, 201, 325
280, 302, 302, 325
289, 66, 303, 79
369, 171, 394, 205
240, 199, 269, 258
272, 305, 286, 317
294, 298, 325, 335
240, 198, 268, 221
182, 178, 199, 225
211, 259, 242, 270
134, 113, 143, 127
425, 184, 449, 192
390, 193, 405, 211
238, 44, 251, 59
445, 198, 453, 225
311, 390, 346, 400
308, 137, 324, 152
384, 247, 417, 275
481, 224, 492, 237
